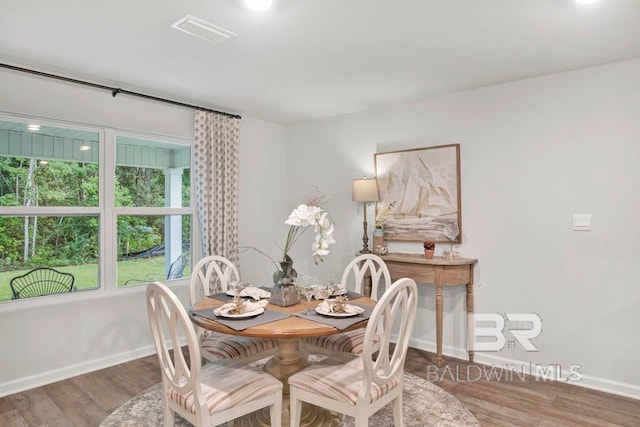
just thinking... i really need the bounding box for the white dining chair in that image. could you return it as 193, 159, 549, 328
189, 255, 278, 362
304, 253, 391, 355
146, 282, 283, 427
289, 277, 417, 427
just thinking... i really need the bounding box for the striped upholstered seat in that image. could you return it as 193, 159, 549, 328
200, 332, 278, 361
304, 254, 390, 356
190, 255, 278, 363
304, 329, 378, 355
288, 353, 399, 405
169, 358, 283, 415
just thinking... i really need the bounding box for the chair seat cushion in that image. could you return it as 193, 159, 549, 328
201, 333, 278, 360
304, 329, 377, 354
169, 359, 282, 415
288, 353, 399, 405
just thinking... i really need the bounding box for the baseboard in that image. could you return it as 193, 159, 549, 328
406, 336, 640, 400
0, 345, 155, 397
0, 338, 185, 398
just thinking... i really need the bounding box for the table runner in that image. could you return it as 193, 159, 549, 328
189, 308, 290, 331
293, 304, 373, 331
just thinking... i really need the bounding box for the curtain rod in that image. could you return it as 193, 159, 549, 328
0, 63, 241, 120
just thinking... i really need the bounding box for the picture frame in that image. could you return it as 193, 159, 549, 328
374, 143, 461, 243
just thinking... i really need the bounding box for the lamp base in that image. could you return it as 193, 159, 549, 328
360, 205, 371, 254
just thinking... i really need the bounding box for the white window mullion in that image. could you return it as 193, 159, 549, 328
102, 129, 116, 292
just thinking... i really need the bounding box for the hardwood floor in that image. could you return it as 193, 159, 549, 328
1, 347, 638, 426
404, 349, 640, 427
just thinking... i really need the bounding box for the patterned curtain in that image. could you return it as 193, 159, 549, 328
193, 111, 240, 265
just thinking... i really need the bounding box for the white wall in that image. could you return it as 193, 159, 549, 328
0, 69, 287, 396
237, 116, 289, 282
286, 58, 640, 398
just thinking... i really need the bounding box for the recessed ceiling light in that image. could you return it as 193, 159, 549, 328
27, 124, 40, 131
80, 145, 91, 151
245, 0, 273, 11
575, 0, 601, 4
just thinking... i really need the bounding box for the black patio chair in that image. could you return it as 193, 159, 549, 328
123, 253, 189, 286
10, 267, 75, 299
166, 253, 189, 280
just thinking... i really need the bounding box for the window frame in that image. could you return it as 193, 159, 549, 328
0, 114, 195, 307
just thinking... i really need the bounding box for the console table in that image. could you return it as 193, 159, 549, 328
381, 253, 478, 367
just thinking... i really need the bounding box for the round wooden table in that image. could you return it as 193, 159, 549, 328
190, 295, 376, 427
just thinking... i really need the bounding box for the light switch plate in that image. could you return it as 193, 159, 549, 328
573, 214, 592, 231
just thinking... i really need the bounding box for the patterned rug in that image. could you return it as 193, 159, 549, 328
100, 368, 478, 427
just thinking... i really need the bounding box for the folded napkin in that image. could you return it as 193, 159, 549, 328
228, 286, 271, 300
318, 299, 364, 315
333, 283, 347, 294
214, 299, 268, 316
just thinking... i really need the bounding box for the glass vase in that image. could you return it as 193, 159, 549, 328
269, 255, 300, 306
373, 227, 385, 255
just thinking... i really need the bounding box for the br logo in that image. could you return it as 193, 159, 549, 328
471, 313, 542, 352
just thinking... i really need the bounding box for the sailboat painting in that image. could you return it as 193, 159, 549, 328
374, 144, 461, 243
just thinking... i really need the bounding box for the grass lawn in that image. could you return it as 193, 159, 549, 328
0, 257, 190, 302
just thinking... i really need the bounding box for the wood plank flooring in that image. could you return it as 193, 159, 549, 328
1, 347, 638, 426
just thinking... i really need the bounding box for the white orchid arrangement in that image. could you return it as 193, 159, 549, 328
283, 203, 335, 264
375, 201, 396, 228
239, 191, 335, 285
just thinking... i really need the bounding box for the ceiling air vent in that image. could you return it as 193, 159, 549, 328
171, 15, 237, 44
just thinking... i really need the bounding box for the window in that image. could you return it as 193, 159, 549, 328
115, 134, 192, 287
0, 116, 193, 302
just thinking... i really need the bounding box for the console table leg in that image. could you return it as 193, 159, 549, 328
466, 280, 474, 363
436, 284, 443, 368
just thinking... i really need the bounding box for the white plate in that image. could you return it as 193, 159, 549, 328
315, 306, 360, 317
217, 308, 264, 318
331, 288, 347, 296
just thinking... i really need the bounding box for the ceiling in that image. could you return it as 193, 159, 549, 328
1, 0, 640, 124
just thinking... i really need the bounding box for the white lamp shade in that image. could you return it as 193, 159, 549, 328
352, 178, 379, 202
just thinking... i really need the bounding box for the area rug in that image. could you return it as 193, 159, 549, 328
100, 370, 478, 427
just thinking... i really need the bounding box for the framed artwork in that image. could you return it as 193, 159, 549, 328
374, 143, 461, 243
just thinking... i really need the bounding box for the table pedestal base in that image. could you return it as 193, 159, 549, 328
234, 398, 341, 427
263, 339, 309, 394
236, 339, 340, 426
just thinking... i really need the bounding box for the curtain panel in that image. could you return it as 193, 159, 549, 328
193, 111, 240, 265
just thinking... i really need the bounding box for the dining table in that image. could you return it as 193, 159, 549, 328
190, 290, 376, 427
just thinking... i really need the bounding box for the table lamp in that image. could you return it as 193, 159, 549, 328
352, 177, 379, 254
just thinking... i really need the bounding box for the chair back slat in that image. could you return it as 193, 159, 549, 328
361, 277, 417, 397
146, 282, 202, 396
10, 267, 75, 299
189, 255, 240, 303
340, 254, 391, 300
